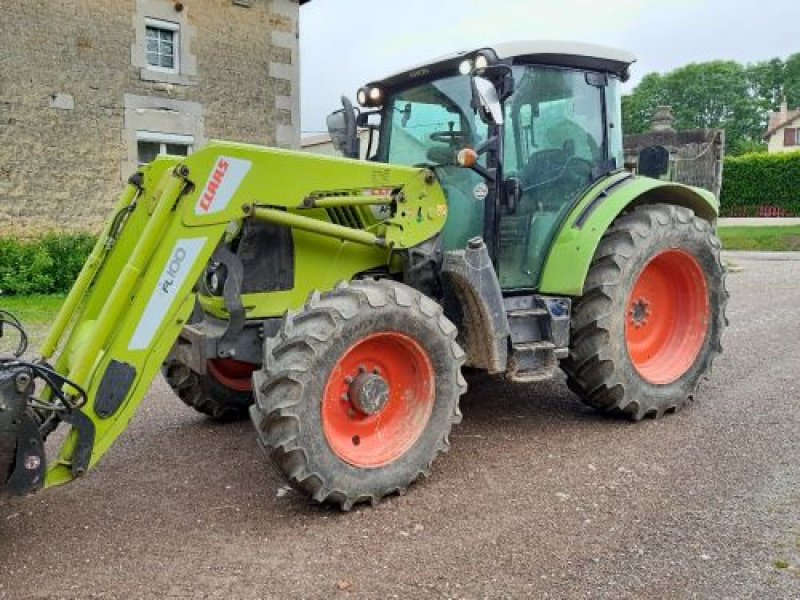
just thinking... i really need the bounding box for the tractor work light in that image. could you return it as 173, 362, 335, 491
357, 86, 383, 108
474, 53, 489, 70
459, 53, 490, 75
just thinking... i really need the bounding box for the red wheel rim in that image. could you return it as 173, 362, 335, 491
206, 359, 256, 393
322, 332, 435, 468
625, 249, 710, 384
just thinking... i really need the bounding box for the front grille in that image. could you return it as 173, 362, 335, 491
326, 206, 364, 229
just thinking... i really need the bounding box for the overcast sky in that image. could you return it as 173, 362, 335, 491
299, 0, 798, 134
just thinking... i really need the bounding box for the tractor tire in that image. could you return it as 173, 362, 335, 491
163, 359, 255, 422
250, 279, 466, 510
561, 203, 727, 420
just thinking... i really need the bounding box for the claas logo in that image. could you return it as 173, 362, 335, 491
198, 158, 230, 212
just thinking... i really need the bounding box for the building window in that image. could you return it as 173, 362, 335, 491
783, 127, 799, 147
136, 131, 193, 165
145, 18, 179, 73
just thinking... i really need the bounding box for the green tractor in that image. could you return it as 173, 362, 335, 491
0, 42, 726, 510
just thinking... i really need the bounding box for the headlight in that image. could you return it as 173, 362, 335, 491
356, 86, 383, 107
204, 263, 228, 296
474, 54, 489, 70
459, 59, 473, 75
357, 87, 368, 106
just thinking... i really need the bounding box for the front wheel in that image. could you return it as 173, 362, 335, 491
562, 204, 727, 420
250, 280, 466, 510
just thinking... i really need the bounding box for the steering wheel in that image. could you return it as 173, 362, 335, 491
429, 130, 471, 145
519, 149, 570, 187
520, 151, 594, 204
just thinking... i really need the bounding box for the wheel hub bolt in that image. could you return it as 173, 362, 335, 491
15, 372, 31, 393
630, 298, 651, 327
348, 372, 390, 415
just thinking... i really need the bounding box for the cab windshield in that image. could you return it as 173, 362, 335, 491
380, 75, 487, 166
381, 75, 488, 250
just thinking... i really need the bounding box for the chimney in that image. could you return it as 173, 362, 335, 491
651, 106, 676, 133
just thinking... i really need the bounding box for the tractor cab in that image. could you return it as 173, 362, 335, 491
328, 41, 635, 289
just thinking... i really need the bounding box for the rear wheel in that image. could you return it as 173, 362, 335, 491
562, 204, 727, 420
250, 280, 466, 510
164, 358, 255, 422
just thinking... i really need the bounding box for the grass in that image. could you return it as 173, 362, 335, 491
1, 294, 64, 324
719, 225, 800, 251
0, 294, 64, 352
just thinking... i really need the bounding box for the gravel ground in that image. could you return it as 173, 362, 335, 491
1, 252, 798, 599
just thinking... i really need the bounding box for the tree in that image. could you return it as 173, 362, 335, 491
747, 57, 785, 113
623, 55, 800, 156
622, 73, 667, 134
784, 53, 800, 108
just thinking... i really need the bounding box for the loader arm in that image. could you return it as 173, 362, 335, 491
1, 141, 448, 495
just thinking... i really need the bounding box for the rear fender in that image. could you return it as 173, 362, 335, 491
538, 175, 718, 297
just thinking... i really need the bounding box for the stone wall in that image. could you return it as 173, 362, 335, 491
0, 0, 300, 237
623, 107, 725, 199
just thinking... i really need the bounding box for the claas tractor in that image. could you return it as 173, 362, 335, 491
0, 41, 726, 510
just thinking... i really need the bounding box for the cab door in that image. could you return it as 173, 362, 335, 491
498, 66, 607, 289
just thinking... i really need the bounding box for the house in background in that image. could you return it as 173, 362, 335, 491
764, 101, 800, 153
301, 129, 374, 159
0, 0, 307, 237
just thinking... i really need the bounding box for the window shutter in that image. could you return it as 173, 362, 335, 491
784, 128, 796, 146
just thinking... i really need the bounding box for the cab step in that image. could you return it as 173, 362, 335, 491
502, 295, 572, 383
507, 341, 564, 383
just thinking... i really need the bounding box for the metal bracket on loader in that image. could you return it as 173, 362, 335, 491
1, 312, 95, 496
211, 245, 247, 359
0, 364, 46, 495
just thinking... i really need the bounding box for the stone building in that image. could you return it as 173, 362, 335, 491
624, 106, 725, 199
0, 0, 305, 236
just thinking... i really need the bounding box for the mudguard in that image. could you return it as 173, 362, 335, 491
538, 173, 719, 297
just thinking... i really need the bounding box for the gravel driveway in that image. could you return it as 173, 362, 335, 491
1, 252, 798, 599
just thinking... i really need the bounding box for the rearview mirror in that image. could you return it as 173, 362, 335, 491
326, 96, 360, 159
471, 76, 504, 126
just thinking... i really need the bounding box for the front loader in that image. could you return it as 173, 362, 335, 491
1, 41, 726, 510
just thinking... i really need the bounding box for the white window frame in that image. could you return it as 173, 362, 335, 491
144, 17, 180, 74
136, 130, 194, 165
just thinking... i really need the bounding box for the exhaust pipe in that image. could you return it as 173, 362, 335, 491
0, 364, 46, 496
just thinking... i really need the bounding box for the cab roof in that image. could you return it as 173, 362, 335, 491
369, 40, 637, 88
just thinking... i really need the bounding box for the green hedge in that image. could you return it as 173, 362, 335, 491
720, 150, 800, 217
0, 234, 96, 296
